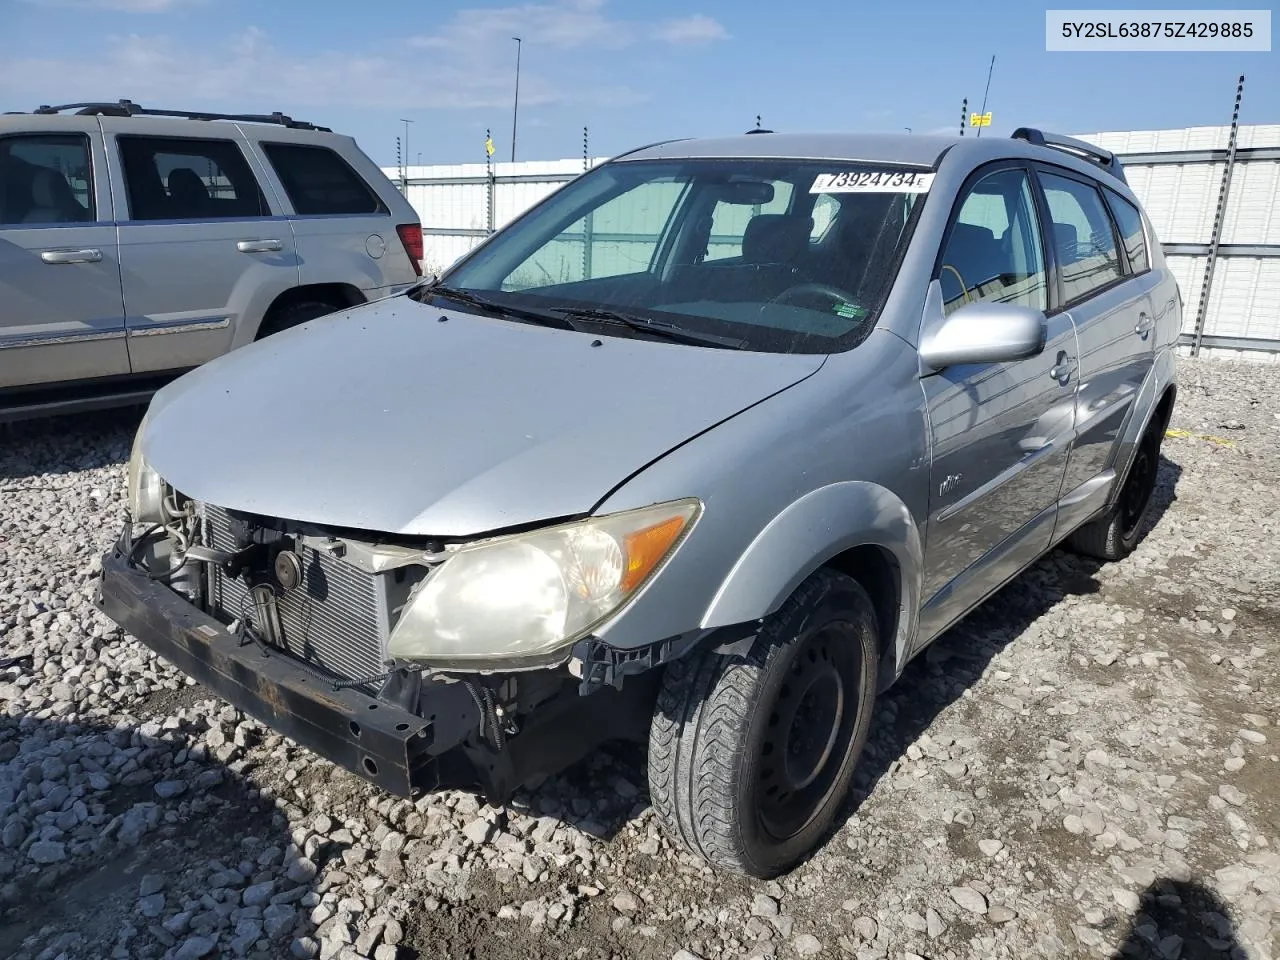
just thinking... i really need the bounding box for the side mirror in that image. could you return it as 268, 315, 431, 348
919, 300, 1047, 371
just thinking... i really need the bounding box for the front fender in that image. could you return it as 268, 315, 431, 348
701, 481, 924, 671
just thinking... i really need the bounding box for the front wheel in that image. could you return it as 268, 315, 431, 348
647, 569, 879, 878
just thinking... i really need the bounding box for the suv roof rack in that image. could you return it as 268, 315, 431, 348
24, 100, 331, 132
1011, 127, 1126, 184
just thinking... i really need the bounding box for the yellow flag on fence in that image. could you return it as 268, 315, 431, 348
485, 134, 495, 157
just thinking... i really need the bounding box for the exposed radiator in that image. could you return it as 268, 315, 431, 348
203, 505, 390, 684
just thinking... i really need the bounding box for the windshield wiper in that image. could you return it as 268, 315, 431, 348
554, 307, 748, 349
425, 285, 578, 330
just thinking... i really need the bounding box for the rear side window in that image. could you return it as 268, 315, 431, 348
118, 136, 269, 221
1038, 171, 1123, 302
1105, 189, 1150, 275
0, 134, 95, 225
262, 143, 385, 216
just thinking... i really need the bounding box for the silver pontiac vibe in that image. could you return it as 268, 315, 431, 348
100, 128, 1180, 879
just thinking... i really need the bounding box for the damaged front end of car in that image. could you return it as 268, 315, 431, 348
98, 423, 700, 802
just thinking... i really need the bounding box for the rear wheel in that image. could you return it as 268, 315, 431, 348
647, 569, 878, 877
1068, 423, 1163, 561
256, 299, 340, 340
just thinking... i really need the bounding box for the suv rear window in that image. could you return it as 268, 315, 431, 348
118, 136, 269, 221
262, 143, 385, 216
1038, 171, 1123, 303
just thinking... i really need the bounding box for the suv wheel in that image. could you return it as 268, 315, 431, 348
1067, 422, 1163, 561
648, 568, 878, 878
257, 300, 340, 340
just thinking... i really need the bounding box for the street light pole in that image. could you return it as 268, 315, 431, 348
510, 36, 522, 163
399, 119, 413, 190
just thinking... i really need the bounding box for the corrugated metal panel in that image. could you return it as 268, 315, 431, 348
1165, 255, 1207, 333
1126, 162, 1226, 243
1221, 161, 1280, 244
1205, 257, 1280, 340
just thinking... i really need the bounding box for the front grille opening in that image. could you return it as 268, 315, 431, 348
202, 505, 422, 690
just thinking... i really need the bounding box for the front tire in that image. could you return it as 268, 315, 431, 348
648, 569, 879, 878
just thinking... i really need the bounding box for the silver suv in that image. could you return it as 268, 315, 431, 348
99, 128, 1180, 878
0, 100, 423, 421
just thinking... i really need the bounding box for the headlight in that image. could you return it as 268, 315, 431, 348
387, 499, 701, 669
127, 412, 166, 524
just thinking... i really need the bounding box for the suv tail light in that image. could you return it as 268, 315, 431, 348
396, 223, 423, 276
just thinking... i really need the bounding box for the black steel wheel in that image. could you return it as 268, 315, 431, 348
648, 568, 879, 878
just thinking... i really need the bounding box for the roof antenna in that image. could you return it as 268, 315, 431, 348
976, 55, 995, 138
746, 114, 772, 135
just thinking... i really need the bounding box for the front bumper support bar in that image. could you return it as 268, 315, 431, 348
97, 546, 478, 797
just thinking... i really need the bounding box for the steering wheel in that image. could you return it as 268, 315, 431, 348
766, 281, 861, 311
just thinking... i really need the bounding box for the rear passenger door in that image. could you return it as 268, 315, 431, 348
249, 136, 416, 297
0, 124, 129, 389
1033, 167, 1156, 530
103, 123, 299, 372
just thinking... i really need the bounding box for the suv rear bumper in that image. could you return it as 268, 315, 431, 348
96, 545, 478, 797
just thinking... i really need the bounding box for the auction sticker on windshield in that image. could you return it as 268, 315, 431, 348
811, 171, 935, 193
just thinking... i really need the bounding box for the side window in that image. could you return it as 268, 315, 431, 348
938, 168, 1047, 317
117, 136, 269, 221
262, 143, 385, 216
703, 181, 794, 261
0, 134, 95, 225
1105, 189, 1149, 274
501, 178, 687, 290
1038, 171, 1123, 301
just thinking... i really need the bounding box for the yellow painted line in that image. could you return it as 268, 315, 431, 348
1165, 428, 1237, 448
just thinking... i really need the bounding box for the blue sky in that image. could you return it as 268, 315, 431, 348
3, 0, 1276, 166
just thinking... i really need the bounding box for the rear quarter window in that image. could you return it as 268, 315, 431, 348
1104, 189, 1150, 275
262, 143, 387, 216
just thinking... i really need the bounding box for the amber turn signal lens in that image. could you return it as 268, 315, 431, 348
621, 515, 689, 592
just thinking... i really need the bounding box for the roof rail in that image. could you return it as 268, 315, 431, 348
27, 100, 331, 132
1011, 127, 1126, 184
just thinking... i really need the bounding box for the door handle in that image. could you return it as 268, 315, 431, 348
236, 239, 283, 253
1135, 312, 1154, 337
40, 248, 102, 264
1050, 351, 1077, 384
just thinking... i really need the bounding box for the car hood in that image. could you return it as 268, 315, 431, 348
142, 298, 825, 537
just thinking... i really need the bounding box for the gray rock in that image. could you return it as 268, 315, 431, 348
291, 936, 320, 959
373, 946, 399, 960
139, 874, 165, 897
612, 891, 641, 915
382, 919, 403, 946
462, 818, 494, 845
793, 934, 823, 956
174, 935, 217, 960
925, 907, 945, 939
242, 880, 275, 906
852, 917, 878, 941
264, 903, 296, 939
286, 857, 317, 884
751, 893, 779, 917
138, 893, 165, 918
155, 780, 187, 799
978, 838, 1004, 857
949, 886, 988, 915
28, 841, 66, 864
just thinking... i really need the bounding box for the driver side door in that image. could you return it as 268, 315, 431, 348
917, 162, 1080, 644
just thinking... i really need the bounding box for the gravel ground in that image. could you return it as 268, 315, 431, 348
1, 355, 1278, 960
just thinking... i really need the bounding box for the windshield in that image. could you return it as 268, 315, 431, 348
431, 157, 929, 354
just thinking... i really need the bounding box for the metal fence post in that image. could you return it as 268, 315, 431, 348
485, 129, 495, 235
582, 126, 593, 280
1191, 74, 1246, 357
